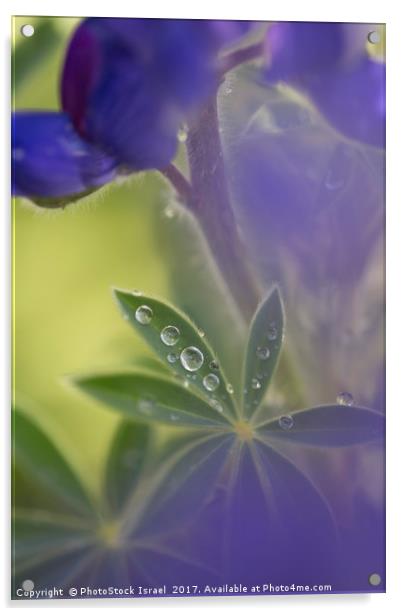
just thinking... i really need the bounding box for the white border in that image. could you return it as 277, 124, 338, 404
1, 0, 401, 613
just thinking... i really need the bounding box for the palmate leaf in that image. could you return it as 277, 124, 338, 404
219, 438, 338, 583
73, 372, 232, 427
103, 420, 152, 515
13, 408, 94, 517
12, 410, 98, 591
242, 286, 284, 419
113, 289, 238, 418
95, 421, 232, 585
13, 510, 96, 583
131, 432, 235, 535
256, 404, 385, 447
13, 409, 224, 591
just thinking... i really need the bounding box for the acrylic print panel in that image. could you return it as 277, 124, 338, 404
12, 17, 385, 600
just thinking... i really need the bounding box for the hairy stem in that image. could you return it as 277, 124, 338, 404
159, 163, 193, 204
220, 41, 264, 75
186, 96, 262, 321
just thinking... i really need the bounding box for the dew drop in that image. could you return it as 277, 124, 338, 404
226, 383, 234, 394
251, 377, 261, 390
131, 289, 142, 296
279, 415, 294, 430
209, 360, 219, 371
167, 352, 178, 364
210, 398, 223, 413
138, 398, 155, 414
197, 327, 205, 338
180, 346, 204, 371
337, 392, 354, 406
160, 325, 180, 346
256, 346, 270, 360
203, 373, 220, 392
135, 305, 153, 325
324, 170, 344, 191
267, 323, 278, 341
164, 205, 177, 219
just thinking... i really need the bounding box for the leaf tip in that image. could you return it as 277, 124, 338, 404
112, 286, 127, 304
61, 373, 89, 395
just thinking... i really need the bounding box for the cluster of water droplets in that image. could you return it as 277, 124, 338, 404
133, 302, 229, 411
248, 320, 280, 397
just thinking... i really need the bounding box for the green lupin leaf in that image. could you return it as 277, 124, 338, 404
257, 404, 385, 447
103, 420, 152, 514
242, 286, 284, 419
73, 372, 231, 427
113, 289, 238, 419
13, 408, 94, 517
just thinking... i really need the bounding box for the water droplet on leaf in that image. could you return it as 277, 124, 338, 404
164, 205, 177, 219
180, 347, 204, 371
325, 170, 344, 191
210, 398, 223, 413
138, 398, 155, 414
251, 377, 261, 390
135, 305, 153, 325
256, 346, 270, 360
267, 323, 278, 341
160, 325, 180, 346
167, 352, 178, 364
337, 392, 354, 406
279, 415, 294, 430
209, 360, 219, 371
226, 383, 234, 394
203, 373, 220, 392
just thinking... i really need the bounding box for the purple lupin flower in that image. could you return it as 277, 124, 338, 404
12, 18, 252, 203
265, 22, 385, 147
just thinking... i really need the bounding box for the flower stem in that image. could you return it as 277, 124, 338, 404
220, 41, 264, 74
160, 163, 193, 205
186, 96, 262, 321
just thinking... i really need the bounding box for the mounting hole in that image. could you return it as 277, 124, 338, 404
21, 24, 35, 38
368, 573, 382, 587
368, 31, 380, 45
22, 579, 35, 591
